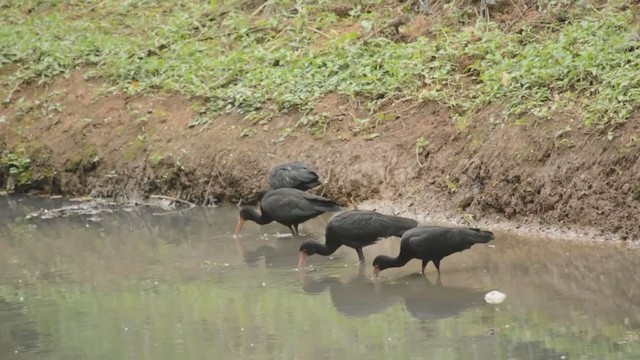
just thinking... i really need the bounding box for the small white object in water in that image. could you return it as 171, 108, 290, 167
124, 327, 129, 331
262, 282, 266, 287
484, 290, 506, 304
487, 244, 495, 248
274, 233, 293, 238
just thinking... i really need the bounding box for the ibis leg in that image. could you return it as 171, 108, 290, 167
433, 258, 441, 275
421, 260, 429, 275
356, 248, 365, 265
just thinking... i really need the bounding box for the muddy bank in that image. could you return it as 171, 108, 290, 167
0, 71, 639, 241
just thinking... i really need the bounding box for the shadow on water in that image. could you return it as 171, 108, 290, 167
300, 269, 484, 321
300, 267, 399, 317
393, 275, 485, 321
234, 235, 308, 268
1, 195, 640, 359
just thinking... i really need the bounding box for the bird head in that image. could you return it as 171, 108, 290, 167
372, 255, 393, 279
297, 241, 319, 269
234, 207, 256, 236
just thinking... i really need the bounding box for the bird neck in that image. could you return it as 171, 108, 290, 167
314, 241, 340, 256
378, 254, 412, 270
244, 207, 272, 225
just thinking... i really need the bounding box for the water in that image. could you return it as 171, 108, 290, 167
1, 195, 639, 359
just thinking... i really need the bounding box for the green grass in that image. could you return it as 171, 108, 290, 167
0, 150, 32, 185
0, 0, 639, 129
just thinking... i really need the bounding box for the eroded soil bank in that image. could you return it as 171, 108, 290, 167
0, 71, 639, 241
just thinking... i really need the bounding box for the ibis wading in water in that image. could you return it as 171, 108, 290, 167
234, 188, 341, 237
372, 226, 494, 278
298, 210, 418, 268
268, 162, 321, 191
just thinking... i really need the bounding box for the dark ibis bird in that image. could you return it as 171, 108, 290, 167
372, 226, 494, 278
234, 188, 341, 237
268, 162, 321, 191
298, 209, 418, 268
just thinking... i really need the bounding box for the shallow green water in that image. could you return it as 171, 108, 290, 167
0, 195, 639, 359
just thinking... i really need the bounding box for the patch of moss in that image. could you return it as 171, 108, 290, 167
148, 153, 164, 167
64, 143, 97, 172
115, 126, 126, 137
24, 140, 51, 165
65, 157, 83, 172
41, 166, 57, 180
154, 109, 169, 122
83, 143, 98, 160
123, 136, 146, 162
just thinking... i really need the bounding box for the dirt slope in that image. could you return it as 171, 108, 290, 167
1, 71, 639, 241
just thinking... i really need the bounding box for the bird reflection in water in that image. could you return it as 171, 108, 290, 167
233, 234, 306, 268
398, 275, 485, 321
299, 267, 400, 317
299, 268, 486, 321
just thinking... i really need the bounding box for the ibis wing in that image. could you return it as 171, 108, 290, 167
268, 162, 320, 190
291, 167, 319, 183
262, 188, 340, 221
406, 226, 493, 257
327, 210, 418, 247
295, 191, 341, 213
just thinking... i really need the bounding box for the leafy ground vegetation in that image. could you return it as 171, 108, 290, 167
0, 0, 639, 240
1, 0, 639, 128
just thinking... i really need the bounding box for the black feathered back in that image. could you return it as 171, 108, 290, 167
268, 162, 321, 191
402, 226, 494, 260
326, 210, 418, 249
260, 188, 341, 226
462, 228, 494, 244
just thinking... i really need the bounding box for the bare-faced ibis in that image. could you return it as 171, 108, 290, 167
372, 226, 494, 278
298, 209, 418, 268
234, 188, 341, 237
269, 162, 321, 191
